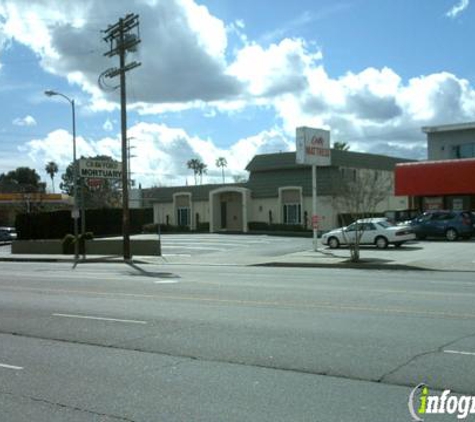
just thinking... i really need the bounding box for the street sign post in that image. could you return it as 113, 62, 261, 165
296, 127, 331, 252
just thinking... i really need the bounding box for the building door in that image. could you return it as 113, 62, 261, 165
220, 201, 227, 229
177, 207, 190, 227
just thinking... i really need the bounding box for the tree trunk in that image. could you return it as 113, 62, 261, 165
349, 245, 360, 262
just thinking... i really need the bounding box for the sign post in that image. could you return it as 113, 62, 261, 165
79, 159, 122, 179
296, 127, 331, 252
79, 159, 122, 258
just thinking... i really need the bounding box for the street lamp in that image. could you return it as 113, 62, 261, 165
44, 90, 79, 263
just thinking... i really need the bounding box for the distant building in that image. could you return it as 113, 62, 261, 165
144, 149, 410, 232
396, 122, 475, 210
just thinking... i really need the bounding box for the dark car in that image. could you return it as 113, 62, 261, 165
0, 227, 17, 242
409, 210, 475, 241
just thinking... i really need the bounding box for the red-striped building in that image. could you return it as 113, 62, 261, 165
395, 123, 475, 211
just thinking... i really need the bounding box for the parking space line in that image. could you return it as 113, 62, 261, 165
52, 313, 147, 324
0, 363, 23, 370
443, 350, 475, 357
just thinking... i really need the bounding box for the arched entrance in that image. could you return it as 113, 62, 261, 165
209, 187, 250, 233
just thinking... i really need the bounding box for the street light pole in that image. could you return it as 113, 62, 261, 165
45, 90, 79, 264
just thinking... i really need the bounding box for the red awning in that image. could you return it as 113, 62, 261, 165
395, 158, 475, 196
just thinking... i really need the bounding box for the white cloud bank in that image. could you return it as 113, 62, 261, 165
2, 0, 475, 186
446, 0, 470, 18
23, 122, 291, 187
12, 115, 37, 127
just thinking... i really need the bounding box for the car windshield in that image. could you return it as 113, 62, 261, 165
376, 221, 394, 229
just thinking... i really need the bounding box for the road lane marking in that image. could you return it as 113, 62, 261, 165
2, 285, 475, 320
52, 313, 147, 324
443, 350, 475, 357
162, 253, 192, 257
0, 363, 23, 370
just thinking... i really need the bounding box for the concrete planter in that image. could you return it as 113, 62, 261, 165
12, 239, 161, 256
12, 240, 63, 255
84, 239, 161, 256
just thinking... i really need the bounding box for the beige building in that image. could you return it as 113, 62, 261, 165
144, 150, 411, 232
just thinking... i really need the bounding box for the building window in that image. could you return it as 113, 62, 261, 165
283, 203, 301, 224
451, 143, 475, 159
177, 207, 190, 226
340, 167, 357, 181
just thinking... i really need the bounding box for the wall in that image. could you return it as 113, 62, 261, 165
248, 198, 280, 225
428, 129, 475, 160
154, 200, 209, 228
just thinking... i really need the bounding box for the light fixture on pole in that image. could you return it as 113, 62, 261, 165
44, 90, 79, 263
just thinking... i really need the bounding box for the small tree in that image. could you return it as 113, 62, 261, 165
45, 161, 59, 193
60, 155, 121, 209
233, 174, 248, 183
332, 168, 392, 262
333, 142, 350, 151
187, 158, 201, 185
197, 162, 208, 185
215, 157, 227, 183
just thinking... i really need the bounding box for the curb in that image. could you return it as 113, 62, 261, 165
0, 257, 157, 265
254, 261, 431, 271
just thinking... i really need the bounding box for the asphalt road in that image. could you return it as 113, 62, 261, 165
1, 262, 474, 421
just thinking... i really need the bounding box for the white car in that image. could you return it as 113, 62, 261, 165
321, 218, 416, 249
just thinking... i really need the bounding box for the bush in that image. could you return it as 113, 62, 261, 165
248, 222, 270, 231
248, 222, 309, 232
78, 231, 94, 254
196, 222, 210, 232
142, 223, 192, 234
62, 234, 75, 254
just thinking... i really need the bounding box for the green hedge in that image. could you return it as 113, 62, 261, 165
248, 221, 309, 232
142, 223, 191, 234
16, 208, 153, 240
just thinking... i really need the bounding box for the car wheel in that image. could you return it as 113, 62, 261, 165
328, 237, 340, 249
445, 228, 458, 241
375, 236, 388, 249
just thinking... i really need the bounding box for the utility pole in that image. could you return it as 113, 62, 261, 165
102, 14, 141, 261
127, 137, 137, 189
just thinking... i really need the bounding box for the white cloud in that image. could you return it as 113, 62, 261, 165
103, 118, 114, 132
21, 122, 294, 187
22, 129, 96, 167
446, 0, 470, 18
3, 0, 475, 172
228, 38, 321, 97
12, 115, 37, 126
0, 0, 243, 110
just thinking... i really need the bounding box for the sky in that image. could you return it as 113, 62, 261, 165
1, 0, 474, 190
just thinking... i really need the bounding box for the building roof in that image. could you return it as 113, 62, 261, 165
145, 150, 414, 203
422, 122, 475, 134
143, 183, 246, 203
246, 150, 413, 172
395, 158, 475, 196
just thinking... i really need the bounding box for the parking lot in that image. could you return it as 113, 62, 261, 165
1, 233, 474, 271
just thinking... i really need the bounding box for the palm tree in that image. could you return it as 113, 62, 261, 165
333, 142, 350, 151
197, 162, 208, 185
187, 158, 201, 185
215, 157, 228, 183
45, 161, 59, 193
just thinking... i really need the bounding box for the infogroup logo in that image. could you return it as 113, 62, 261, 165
408, 384, 475, 421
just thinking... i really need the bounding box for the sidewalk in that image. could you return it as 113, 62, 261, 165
1, 241, 474, 272
255, 243, 475, 272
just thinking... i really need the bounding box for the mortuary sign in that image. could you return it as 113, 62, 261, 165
296, 127, 331, 166
79, 159, 122, 179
